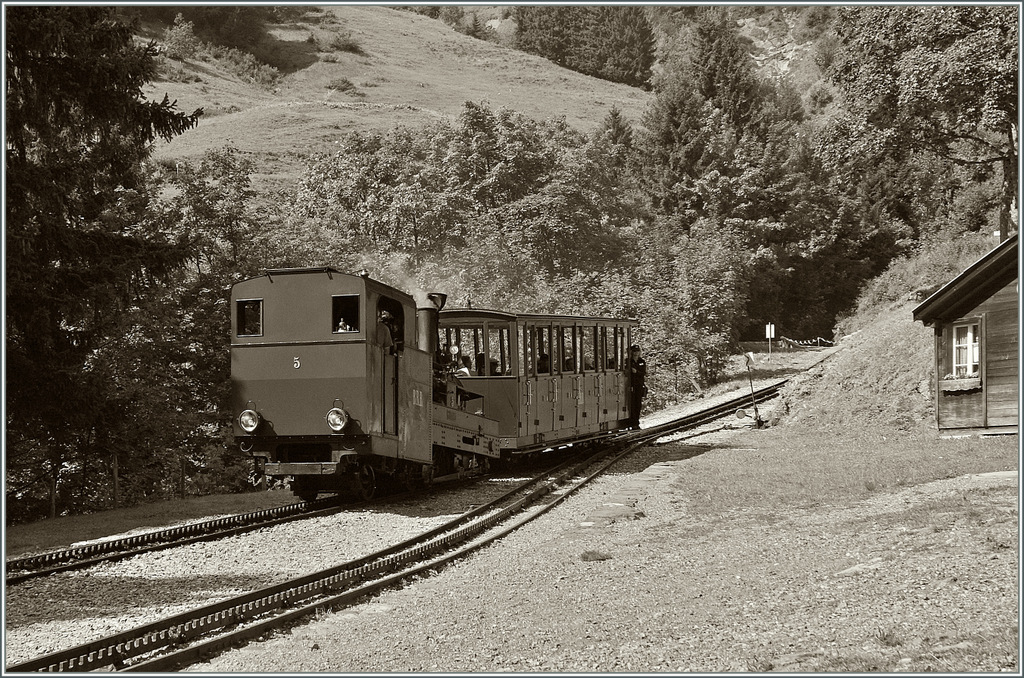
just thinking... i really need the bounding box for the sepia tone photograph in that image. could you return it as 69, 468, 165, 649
4, 3, 1018, 673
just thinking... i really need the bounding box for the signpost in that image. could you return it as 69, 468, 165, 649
765, 322, 775, 362
741, 352, 762, 427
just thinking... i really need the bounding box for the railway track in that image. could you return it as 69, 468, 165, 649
4, 497, 350, 585
6, 381, 784, 673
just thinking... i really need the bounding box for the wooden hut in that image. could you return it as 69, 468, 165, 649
913, 234, 1019, 435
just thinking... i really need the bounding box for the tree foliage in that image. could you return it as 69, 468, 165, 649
5, 7, 201, 522
293, 102, 640, 288
829, 5, 1018, 238
514, 6, 655, 89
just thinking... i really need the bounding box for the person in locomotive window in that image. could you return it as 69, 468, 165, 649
628, 344, 647, 429
476, 352, 488, 376
240, 300, 262, 335
376, 310, 396, 354
336, 318, 356, 332
455, 355, 472, 378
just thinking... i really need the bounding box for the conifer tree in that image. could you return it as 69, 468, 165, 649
6, 6, 201, 517
591, 6, 656, 89
514, 6, 654, 89
685, 7, 763, 136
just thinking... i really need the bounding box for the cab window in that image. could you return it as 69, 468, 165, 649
377, 297, 405, 352
237, 299, 263, 337
332, 295, 360, 333
536, 325, 553, 374
559, 326, 577, 373
521, 324, 534, 377
614, 326, 626, 372
580, 325, 596, 371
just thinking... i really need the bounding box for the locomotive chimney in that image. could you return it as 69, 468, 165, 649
416, 292, 447, 355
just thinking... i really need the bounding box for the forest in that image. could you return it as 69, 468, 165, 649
5, 5, 1018, 523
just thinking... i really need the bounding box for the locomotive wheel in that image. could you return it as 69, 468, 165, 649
291, 478, 319, 503
357, 463, 376, 501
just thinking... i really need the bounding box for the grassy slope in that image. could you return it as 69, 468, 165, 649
777, 233, 1010, 437
783, 302, 935, 434
144, 5, 652, 194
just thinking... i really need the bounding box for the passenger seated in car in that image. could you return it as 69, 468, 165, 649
537, 353, 550, 374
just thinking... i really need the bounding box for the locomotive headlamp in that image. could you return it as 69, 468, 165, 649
238, 409, 261, 433
326, 407, 350, 432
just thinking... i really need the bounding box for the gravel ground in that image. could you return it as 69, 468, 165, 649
5, 349, 1017, 672
8, 441, 1016, 673
3, 480, 519, 666
178, 444, 1016, 673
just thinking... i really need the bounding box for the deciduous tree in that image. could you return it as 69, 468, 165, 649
829, 5, 1018, 239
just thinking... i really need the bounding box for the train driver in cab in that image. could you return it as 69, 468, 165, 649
377, 310, 396, 354
628, 344, 647, 428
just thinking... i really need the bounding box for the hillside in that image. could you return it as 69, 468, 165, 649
773, 232, 1006, 436
143, 6, 652, 193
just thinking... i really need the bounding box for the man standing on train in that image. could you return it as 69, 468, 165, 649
628, 344, 647, 428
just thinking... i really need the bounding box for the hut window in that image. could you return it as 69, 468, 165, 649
952, 321, 980, 377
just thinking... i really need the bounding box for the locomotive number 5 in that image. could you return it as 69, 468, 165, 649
293, 357, 301, 369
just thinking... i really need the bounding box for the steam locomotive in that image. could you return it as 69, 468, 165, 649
231, 267, 638, 501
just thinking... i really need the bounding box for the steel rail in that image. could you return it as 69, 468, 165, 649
5, 498, 348, 585
5, 447, 604, 673
633, 380, 786, 443
5, 380, 783, 585
7, 383, 786, 673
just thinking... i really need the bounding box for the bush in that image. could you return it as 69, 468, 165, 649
329, 31, 365, 55
206, 44, 280, 88
308, 30, 364, 55
439, 5, 464, 28
326, 78, 362, 96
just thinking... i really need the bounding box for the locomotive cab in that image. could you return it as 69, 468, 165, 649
231, 268, 432, 500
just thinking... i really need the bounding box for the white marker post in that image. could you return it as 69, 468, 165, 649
765, 322, 775, 362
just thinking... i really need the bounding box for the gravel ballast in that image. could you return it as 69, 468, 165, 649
6, 437, 1017, 672
177, 443, 1016, 673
